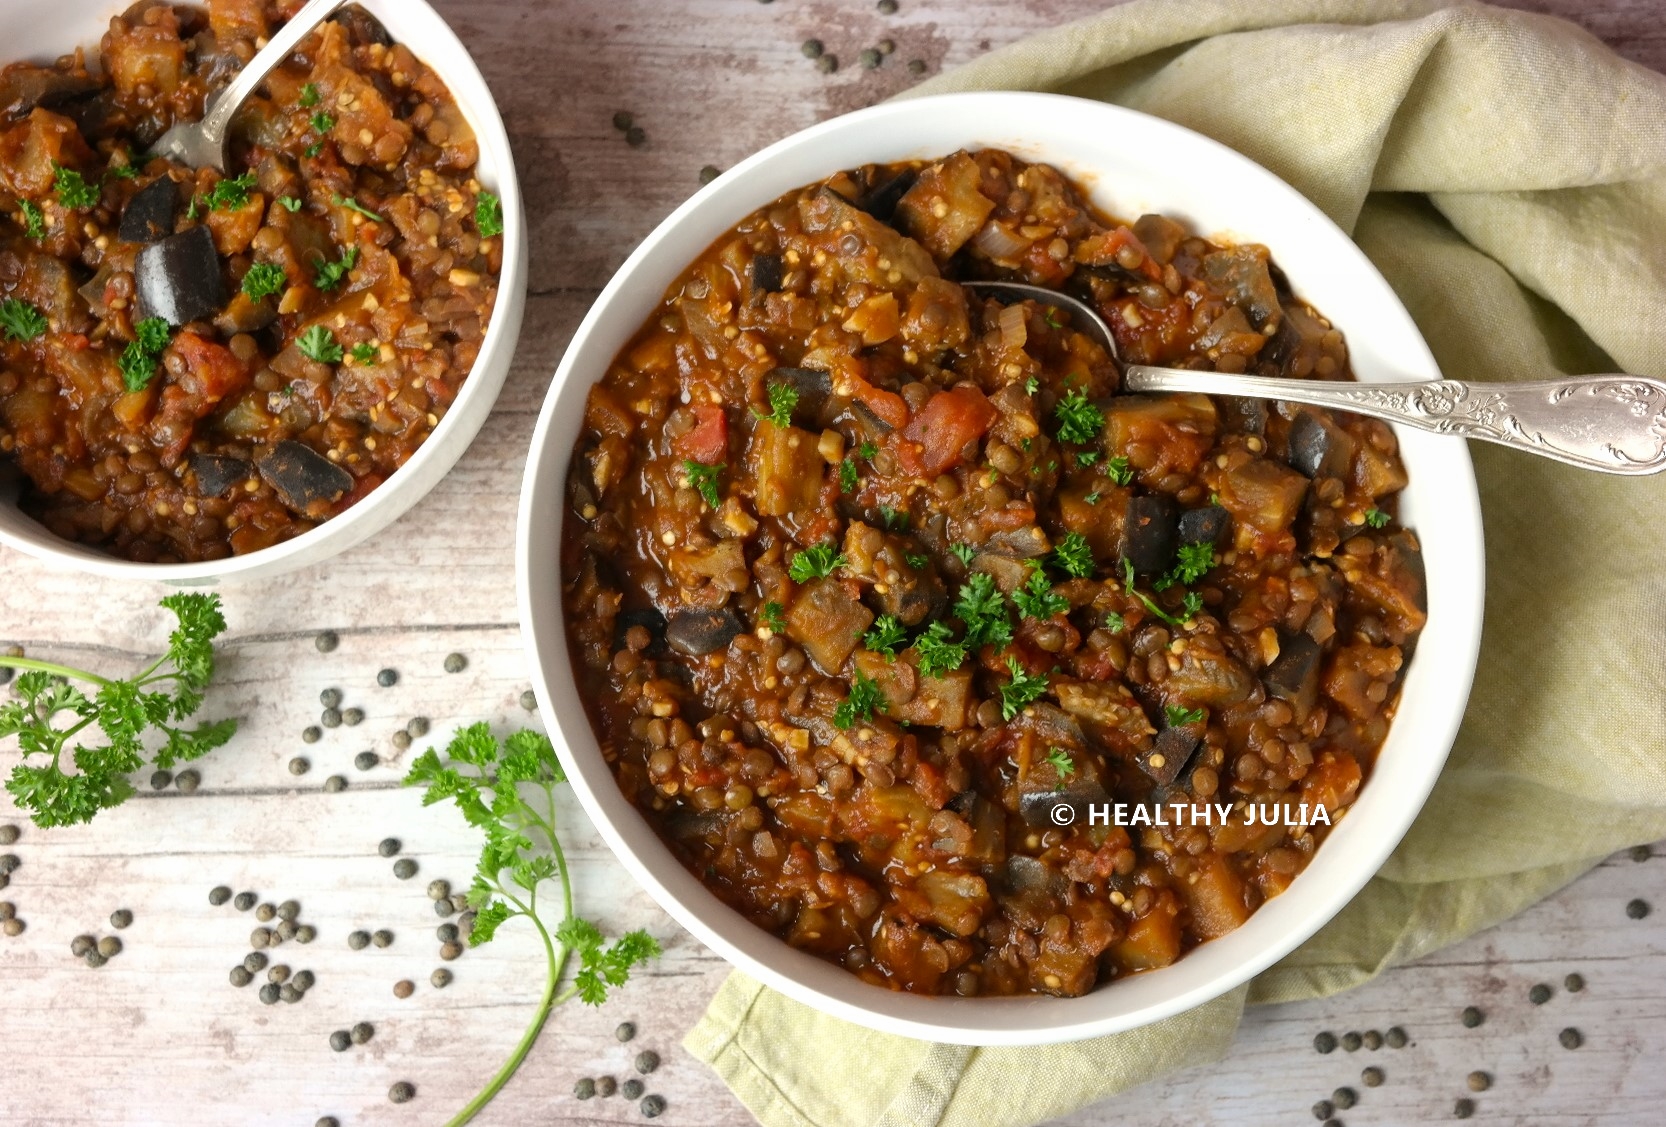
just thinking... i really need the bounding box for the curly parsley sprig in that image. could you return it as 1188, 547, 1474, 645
406, 724, 660, 1126
0, 594, 237, 828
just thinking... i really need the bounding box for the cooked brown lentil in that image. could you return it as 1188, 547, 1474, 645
0, 2, 502, 562
562, 149, 1424, 997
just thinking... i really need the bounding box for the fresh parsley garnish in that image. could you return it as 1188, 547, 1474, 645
1103, 610, 1125, 633
1182, 590, 1204, 620
1172, 542, 1216, 585
913, 621, 967, 678
405, 723, 661, 1113
1105, 456, 1134, 486
299, 82, 321, 108
1121, 558, 1184, 629
0, 299, 47, 343
838, 457, 859, 494
1050, 532, 1094, 579
310, 110, 336, 134
349, 341, 379, 365
877, 505, 907, 531
1365, 507, 1390, 529
904, 552, 929, 570
833, 668, 885, 730
1013, 568, 1069, 621
1053, 387, 1104, 445
104, 163, 140, 181
1043, 310, 1064, 330
789, 543, 845, 583
205, 172, 258, 212
857, 441, 877, 461
760, 601, 786, 633
0, 594, 236, 828
241, 262, 287, 302
1084, 491, 1102, 505
1076, 451, 1100, 467
1045, 747, 1075, 785
18, 200, 45, 240
118, 318, 172, 392
279, 196, 304, 213
1165, 704, 1204, 727
313, 246, 358, 292
1024, 375, 1040, 394
475, 190, 504, 238
53, 165, 100, 210
682, 459, 723, 508
999, 656, 1049, 720
333, 193, 382, 222
949, 542, 976, 567
753, 380, 798, 428
863, 615, 908, 659
304, 141, 325, 159
953, 572, 1012, 650
296, 325, 344, 364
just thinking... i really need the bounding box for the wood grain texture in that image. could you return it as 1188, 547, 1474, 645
2, 0, 1664, 1124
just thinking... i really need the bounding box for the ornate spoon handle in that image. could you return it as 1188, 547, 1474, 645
1123, 368, 1666, 476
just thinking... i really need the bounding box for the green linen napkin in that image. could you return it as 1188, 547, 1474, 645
685, 3, 1666, 1123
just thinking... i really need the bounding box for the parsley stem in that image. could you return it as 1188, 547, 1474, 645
0, 655, 114, 688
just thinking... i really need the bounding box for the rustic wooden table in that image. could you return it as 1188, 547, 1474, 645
2, 1, 1662, 1125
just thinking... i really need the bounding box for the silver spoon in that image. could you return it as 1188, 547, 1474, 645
151, 0, 351, 170
964, 281, 1666, 476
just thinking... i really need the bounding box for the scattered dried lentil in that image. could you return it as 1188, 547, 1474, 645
256, 902, 277, 922
877, 0, 898, 11
520, 689, 536, 711
1362, 1066, 1385, 1087
321, 708, 343, 729
392, 730, 412, 751
1631, 844, 1652, 862
85, 950, 107, 967
698, 165, 721, 185
816, 54, 838, 74
110, 909, 133, 930
0, 854, 17, 875
355, 751, 379, 771
612, 111, 633, 131
440, 941, 463, 961
243, 951, 268, 973
230, 966, 253, 987
71, 934, 95, 956
641, 1094, 667, 1118
406, 717, 430, 738
277, 900, 300, 922
389, 1082, 415, 1105
301, 726, 322, 744
297, 925, 317, 944
1314, 1031, 1338, 1054
324, 775, 347, 793
0, 902, 11, 922
315, 631, 339, 653
294, 970, 315, 991
597, 1077, 618, 1097
1560, 1027, 1583, 1049
320, 688, 342, 710
1627, 898, 1651, 919
1341, 1031, 1362, 1051
1386, 1027, 1408, 1048
1467, 1071, 1491, 1092
437, 923, 460, 943
353, 1022, 375, 1044
575, 1078, 597, 1100
428, 879, 451, 902
317, 1118, 339, 1127
379, 837, 401, 857
434, 899, 455, 919
393, 858, 418, 880
150, 769, 173, 790
623, 1079, 645, 1100
1332, 1087, 1356, 1110
1454, 1098, 1475, 1119
450, 893, 469, 912
878, 38, 896, 54
635, 1050, 659, 1074
1529, 983, 1552, 1005
801, 38, 823, 59
626, 126, 647, 148
343, 707, 365, 727
616, 1021, 637, 1042
859, 47, 881, 69
431, 968, 453, 988
373, 929, 394, 948
330, 1030, 352, 1052
268, 964, 292, 984
289, 757, 310, 776
1363, 1029, 1382, 1050
907, 58, 927, 76
377, 668, 399, 687
0, 826, 16, 845
251, 928, 272, 949
1, 917, 22, 937
176, 769, 201, 793
1461, 1006, 1484, 1029
1565, 973, 1585, 992
348, 930, 371, 950
394, 979, 415, 999
259, 983, 280, 1005
444, 652, 467, 673
1312, 1100, 1333, 1120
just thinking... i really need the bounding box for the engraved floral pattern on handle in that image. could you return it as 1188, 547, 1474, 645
1121, 369, 1666, 476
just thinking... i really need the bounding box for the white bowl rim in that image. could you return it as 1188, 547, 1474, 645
517, 90, 1486, 1046
0, 0, 526, 586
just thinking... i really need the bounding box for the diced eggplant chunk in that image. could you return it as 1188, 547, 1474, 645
1178, 505, 1230, 547
859, 167, 918, 223
1218, 459, 1308, 539
1140, 726, 1200, 785
1263, 631, 1322, 717
893, 152, 995, 261
750, 252, 783, 296
1000, 854, 1068, 899
748, 419, 823, 518
768, 367, 834, 428
613, 606, 668, 655
1218, 395, 1268, 436
255, 439, 352, 518
786, 578, 873, 675
1287, 410, 1356, 479
1132, 213, 1186, 265
118, 175, 179, 244
135, 225, 225, 325
1121, 494, 1177, 575
1164, 644, 1255, 706
664, 608, 744, 657
1017, 778, 1110, 828
1341, 530, 1428, 639
982, 524, 1051, 559
189, 452, 249, 496
902, 870, 990, 938
970, 550, 1031, 595
1199, 245, 1282, 331
0, 67, 100, 119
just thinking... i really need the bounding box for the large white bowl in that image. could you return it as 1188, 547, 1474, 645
518, 92, 1486, 1046
0, 0, 526, 584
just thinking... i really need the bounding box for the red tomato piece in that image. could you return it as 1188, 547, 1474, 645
673, 403, 728, 464
897, 385, 997, 476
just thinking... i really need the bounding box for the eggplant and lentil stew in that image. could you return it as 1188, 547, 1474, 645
563, 149, 1427, 997
0, 0, 503, 562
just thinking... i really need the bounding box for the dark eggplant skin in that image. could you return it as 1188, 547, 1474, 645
134, 225, 226, 325
613, 607, 668, 655
1017, 778, 1111, 829
189, 453, 251, 497
750, 253, 784, 296
1287, 410, 1355, 479
1263, 631, 1323, 717
664, 608, 744, 657
1140, 726, 1201, 785
255, 440, 353, 518
118, 176, 180, 244
768, 367, 834, 429
1121, 494, 1178, 575
1178, 505, 1231, 547
858, 167, 919, 224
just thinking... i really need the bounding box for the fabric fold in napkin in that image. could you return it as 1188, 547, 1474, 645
686, 3, 1666, 1123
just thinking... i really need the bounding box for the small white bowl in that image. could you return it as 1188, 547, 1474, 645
0, 0, 526, 585
518, 92, 1485, 1046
